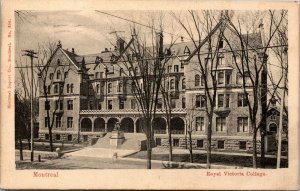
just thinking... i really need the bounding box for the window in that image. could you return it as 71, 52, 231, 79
100, 83, 105, 94
197, 140, 204, 148
131, 82, 136, 93
170, 79, 175, 90
67, 84, 70, 93
195, 74, 200, 86
225, 71, 231, 85
67, 100, 73, 110
157, 98, 162, 109
131, 99, 136, 109
64, 71, 68, 79
156, 138, 161, 146
54, 84, 58, 93
89, 85, 93, 95
237, 117, 248, 132
218, 39, 224, 49
173, 138, 179, 147
118, 82, 123, 92
217, 140, 225, 149
218, 71, 224, 84
218, 94, 224, 107
236, 73, 243, 85
238, 93, 248, 107
55, 116, 62, 128
49, 73, 54, 80
216, 117, 226, 132
70, 84, 74, 93
56, 100, 63, 110
98, 102, 102, 110
217, 56, 224, 66
119, 100, 125, 109
269, 123, 277, 132
196, 117, 205, 131
57, 59, 61, 65
108, 100, 112, 110
44, 100, 50, 110
182, 97, 186, 109
239, 141, 247, 150
89, 100, 94, 110
108, 83, 112, 93
182, 78, 186, 90
45, 134, 49, 140
174, 65, 179, 72
47, 85, 51, 94
134, 67, 139, 75
67, 117, 73, 128
119, 68, 124, 76
68, 135, 72, 141
232, 54, 241, 64
95, 72, 99, 79
56, 134, 61, 141
45, 117, 49, 128
59, 84, 64, 93
56, 70, 61, 79
83, 135, 88, 142
168, 65, 172, 73
171, 98, 176, 109
225, 94, 230, 108
100, 72, 104, 78
244, 71, 251, 84
196, 95, 206, 108
96, 84, 100, 94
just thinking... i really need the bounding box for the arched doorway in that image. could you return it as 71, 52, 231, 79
136, 118, 146, 133
152, 117, 166, 134
107, 118, 119, 132
170, 117, 185, 134
81, 118, 92, 132
94, 118, 105, 132
120, 118, 134, 133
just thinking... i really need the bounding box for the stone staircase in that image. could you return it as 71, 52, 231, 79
92, 133, 147, 151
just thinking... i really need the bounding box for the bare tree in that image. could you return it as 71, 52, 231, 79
36, 41, 73, 152
222, 10, 287, 168
173, 10, 227, 168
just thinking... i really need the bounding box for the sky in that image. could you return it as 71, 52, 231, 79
15, 10, 286, 100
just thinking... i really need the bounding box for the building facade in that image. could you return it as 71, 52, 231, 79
38, 19, 272, 153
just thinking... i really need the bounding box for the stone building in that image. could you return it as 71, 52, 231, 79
38, 18, 274, 153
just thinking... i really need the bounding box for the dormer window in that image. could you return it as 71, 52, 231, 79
218, 38, 224, 49
56, 70, 61, 79
57, 59, 61, 65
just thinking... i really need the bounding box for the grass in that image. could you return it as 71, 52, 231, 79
15, 143, 83, 152
127, 151, 288, 168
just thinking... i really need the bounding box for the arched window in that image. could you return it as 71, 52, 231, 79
96, 84, 100, 94
67, 84, 70, 93
118, 82, 123, 92
70, 84, 74, 93
56, 70, 61, 79
170, 79, 175, 90
108, 83, 112, 93
218, 71, 224, 84
54, 84, 58, 93
195, 74, 200, 86
182, 78, 186, 90
119, 68, 124, 76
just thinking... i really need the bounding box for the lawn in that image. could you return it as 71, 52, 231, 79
127, 151, 288, 168
15, 142, 83, 152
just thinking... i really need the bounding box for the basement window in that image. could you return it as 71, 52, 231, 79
239, 141, 247, 150
197, 140, 204, 148
173, 138, 179, 147
156, 138, 161, 146
217, 140, 225, 149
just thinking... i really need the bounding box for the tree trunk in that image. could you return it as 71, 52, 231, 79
188, 131, 193, 163
49, 128, 53, 152
260, 128, 265, 168
167, 122, 173, 162
252, 131, 257, 168
19, 137, 23, 161
206, 117, 212, 169
146, 118, 152, 169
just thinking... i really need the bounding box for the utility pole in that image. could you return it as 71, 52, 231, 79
277, 48, 287, 168
22, 50, 38, 162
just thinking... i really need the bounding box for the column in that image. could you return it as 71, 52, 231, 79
91, 117, 94, 132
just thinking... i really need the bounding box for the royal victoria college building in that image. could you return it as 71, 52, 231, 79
38, 19, 275, 153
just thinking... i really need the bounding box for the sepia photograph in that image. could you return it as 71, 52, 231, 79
14, 9, 289, 170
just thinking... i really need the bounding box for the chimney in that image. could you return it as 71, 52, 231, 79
117, 38, 125, 53
156, 32, 163, 58
57, 40, 62, 48
72, 48, 75, 54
